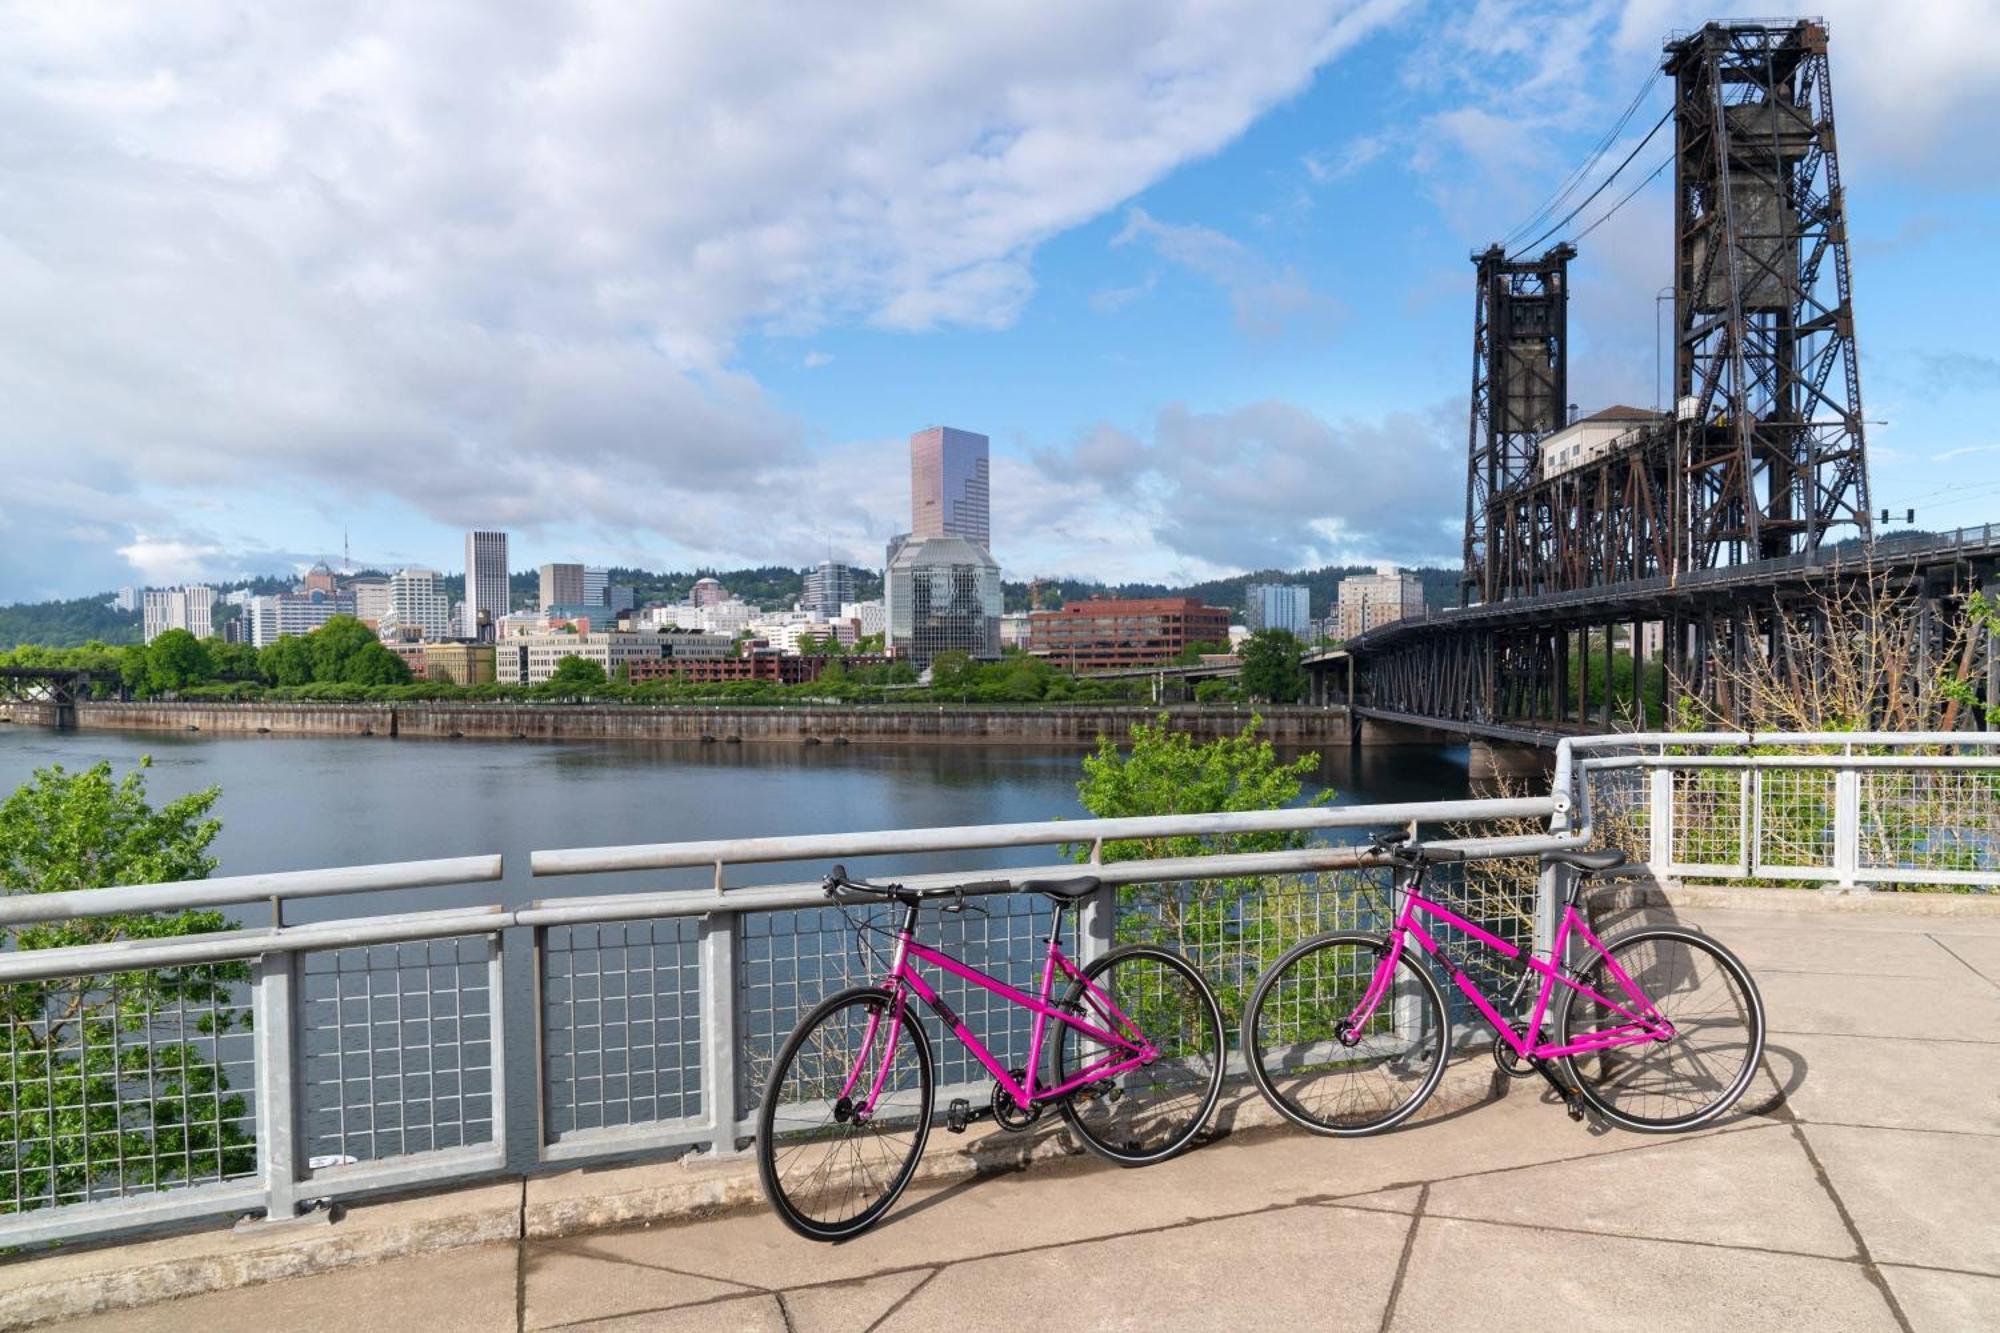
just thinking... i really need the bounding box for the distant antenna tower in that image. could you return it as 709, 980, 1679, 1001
343, 529, 351, 575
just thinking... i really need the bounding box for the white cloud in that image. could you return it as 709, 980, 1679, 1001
1028, 399, 1464, 575
1112, 208, 1337, 337
802, 350, 834, 369
0, 1, 1412, 598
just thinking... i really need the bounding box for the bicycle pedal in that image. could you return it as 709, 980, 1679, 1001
946, 1098, 971, 1133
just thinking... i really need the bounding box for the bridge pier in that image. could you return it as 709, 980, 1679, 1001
1468, 739, 1550, 788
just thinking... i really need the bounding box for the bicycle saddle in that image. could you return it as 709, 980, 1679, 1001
1019, 875, 1101, 902
1539, 848, 1628, 874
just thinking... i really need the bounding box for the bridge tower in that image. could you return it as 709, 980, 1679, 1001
1461, 243, 1575, 606
1666, 19, 1871, 568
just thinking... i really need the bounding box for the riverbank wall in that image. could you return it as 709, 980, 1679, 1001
1, 701, 1373, 747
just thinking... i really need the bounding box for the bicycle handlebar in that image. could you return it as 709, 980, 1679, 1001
1368, 829, 1465, 866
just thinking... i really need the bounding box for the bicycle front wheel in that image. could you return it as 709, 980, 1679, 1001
1048, 945, 1225, 1166
1244, 931, 1449, 1136
756, 985, 934, 1240
1558, 927, 1764, 1132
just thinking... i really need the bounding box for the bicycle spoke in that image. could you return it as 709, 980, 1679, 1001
1562, 930, 1763, 1129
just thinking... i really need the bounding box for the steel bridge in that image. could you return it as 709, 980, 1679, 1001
0, 666, 95, 729
1343, 20, 2000, 744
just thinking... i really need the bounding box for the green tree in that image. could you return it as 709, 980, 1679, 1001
144, 629, 215, 694
208, 640, 262, 682
928, 651, 978, 695
1238, 629, 1305, 704
545, 655, 608, 692
258, 636, 314, 686
309, 615, 410, 685
0, 760, 250, 1215
1075, 714, 1328, 1015
1175, 638, 1228, 666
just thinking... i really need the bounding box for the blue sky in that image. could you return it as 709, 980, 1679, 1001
1, 1, 1996, 601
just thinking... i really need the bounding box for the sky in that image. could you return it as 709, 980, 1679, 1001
1, 0, 1997, 602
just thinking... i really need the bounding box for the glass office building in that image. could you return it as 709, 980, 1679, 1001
886, 536, 1001, 667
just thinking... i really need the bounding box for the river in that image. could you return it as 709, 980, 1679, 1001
0, 724, 1475, 1174
0, 726, 1473, 915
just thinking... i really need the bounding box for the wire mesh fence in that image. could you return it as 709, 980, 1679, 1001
1, 964, 257, 1216
299, 937, 497, 1166
1859, 767, 2000, 877
540, 920, 702, 1139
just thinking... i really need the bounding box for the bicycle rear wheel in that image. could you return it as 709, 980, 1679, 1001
1557, 927, 1764, 1131
1047, 945, 1225, 1166
1244, 931, 1449, 1136
756, 985, 933, 1240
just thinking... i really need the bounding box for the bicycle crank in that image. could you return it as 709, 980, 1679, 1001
991, 1069, 1042, 1132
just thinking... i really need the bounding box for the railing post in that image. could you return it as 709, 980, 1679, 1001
1648, 767, 1674, 873
1079, 838, 1115, 966
698, 910, 744, 1157
1833, 766, 1862, 892
249, 951, 304, 1224
484, 932, 508, 1160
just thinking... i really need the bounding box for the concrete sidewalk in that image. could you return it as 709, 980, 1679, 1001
40, 900, 2000, 1331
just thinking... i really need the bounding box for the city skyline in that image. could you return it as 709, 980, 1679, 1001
2, 4, 1997, 605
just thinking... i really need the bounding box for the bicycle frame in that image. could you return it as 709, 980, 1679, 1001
1349, 870, 1674, 1062
840, 901, 1159, 1121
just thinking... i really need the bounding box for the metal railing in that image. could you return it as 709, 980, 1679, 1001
1557, 732, 2000, 890
2, 731, 1994, 1248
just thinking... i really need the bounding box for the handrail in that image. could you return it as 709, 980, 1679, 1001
528, 798, 1558, 876
0, 854, 505, 928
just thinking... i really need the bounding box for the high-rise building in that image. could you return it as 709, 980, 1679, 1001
247, 589, 353, 647
1244, 583, 1311, 638
1336, 566, 1426, 640
582, 567, 609, 607
114, 587, 137, 613
691, 577, 728, 607
841, 600, 887, 637
910, 427, 990, 549
346, 575, 392, 626
387, 568, 454, 640
465, 531, 509, 641
141, 586, 214, 643
606, 584, 636, 614
802, 561, 856, 618
303, 561, 339, 596
539, 562, 585, 610
886, 535, 1001, 668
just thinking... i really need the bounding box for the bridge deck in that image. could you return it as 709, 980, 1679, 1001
34, 892, 1999, 1331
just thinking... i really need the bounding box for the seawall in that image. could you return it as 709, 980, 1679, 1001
6, 701, 1367, 747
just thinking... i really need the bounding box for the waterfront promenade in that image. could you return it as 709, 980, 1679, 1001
21, 895, 1998, 1331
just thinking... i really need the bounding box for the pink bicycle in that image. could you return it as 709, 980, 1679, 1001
756, 865, 1226, 1240
1244, 829, 1765, 1135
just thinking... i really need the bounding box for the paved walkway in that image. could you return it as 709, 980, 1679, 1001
53, 900, 2000, 1331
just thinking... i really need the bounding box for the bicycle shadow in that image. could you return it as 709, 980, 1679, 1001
1572, 875, 1806, 1131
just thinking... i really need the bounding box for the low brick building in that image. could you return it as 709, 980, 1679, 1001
1028, 597, 1233, 672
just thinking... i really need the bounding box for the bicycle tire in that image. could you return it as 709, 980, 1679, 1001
1557, 926, 1764, 1132
756, 985, 934, 1240
1047, 945, 1225, 1166
1244, 931, 1450, 1136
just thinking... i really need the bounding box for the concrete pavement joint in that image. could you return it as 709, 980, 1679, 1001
1789, 1121, 1915, 1333
1771, 1026, 2000, 1046
529, 1235, 773, 1291
1794, 1118, 2000, 1140
863, 1265, 939, 1333
1375, 1183, 1428, 1333
515, 1180, 529, 1333
1925, 933, 2000, 990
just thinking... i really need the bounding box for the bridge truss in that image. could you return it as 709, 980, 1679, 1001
1354, 20, 1991, 740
